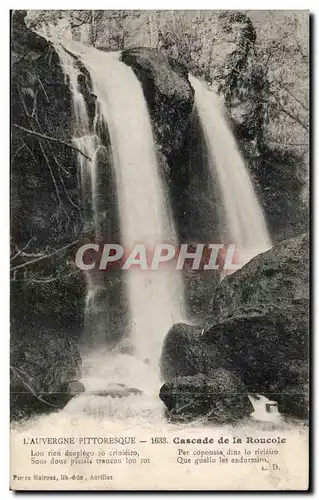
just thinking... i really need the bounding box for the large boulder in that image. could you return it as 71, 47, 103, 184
267, 383, 309, 420
121, 47, 194, 158
204, 233, 309, 417
207, 233, 309, 321
160, 322, 231, 382
89, 385, 143, 398
10, 327, 83, 420
159, 369, 253, 422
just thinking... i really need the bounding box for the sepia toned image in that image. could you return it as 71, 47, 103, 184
10, 9, 309, 491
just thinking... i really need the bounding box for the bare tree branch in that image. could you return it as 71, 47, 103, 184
11, 239, 81, 272
31, 88, 39, 118
271, 80, 309, 112
57, 167, 80, 211
37, 77, 50, 103
267, 140, 309, 147
269, 96, 309, 132
37, 140, 69, 217
11, 141, 26, 165
12, 123, 92, 161
11, 236, 36, 261
10, 366, 59, 408
12, 269, 80, 284
31, 114, 72, 180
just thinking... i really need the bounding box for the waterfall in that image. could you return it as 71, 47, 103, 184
189, 76, 271, 267
15, 29, 281, 432
77, 46, 185, 365
52, 41, 107, 343
51, 39, 184, 377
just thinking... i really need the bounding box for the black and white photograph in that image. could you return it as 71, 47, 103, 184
9, 9, 309, 491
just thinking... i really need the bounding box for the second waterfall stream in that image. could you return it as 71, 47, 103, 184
189, 75, 271, 268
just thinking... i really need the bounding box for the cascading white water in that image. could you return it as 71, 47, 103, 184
189, 76, 272, 267
71, 44, 185, 367
14, 29, 282, 435
44, 34, 185, 401
51, 40, 104, 338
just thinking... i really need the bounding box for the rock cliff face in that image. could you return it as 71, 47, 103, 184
11, 11, 86, 419
11, 11, 78, 241
160, 233, 309, 420
11, 14, 198, 420
205, 232, 309, 418
11, 10, 85, 329
207, 233, 309, 324
121, 47, 194, 159
10, 327, 84, 421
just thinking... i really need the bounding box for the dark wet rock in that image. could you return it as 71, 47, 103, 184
159, 368, 253, 423
91, 385, 143, 398
204, 233, 309, 416
207, 233, 309, 322
121, 47, 194, 157
263, 382, 309, 419
160, 235, 309, 420
160, 322, 230, 382
11, 12, 86, 333
12, 10, 48, 51
66, 380, 85, 395
11, 13, 78, 241
12, 10, 28, 29
10, 327, 82, 420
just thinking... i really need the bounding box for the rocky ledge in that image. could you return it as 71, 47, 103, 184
160, 369, 253, 423
121, 47, 194, 159
160, 233, 309, 421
